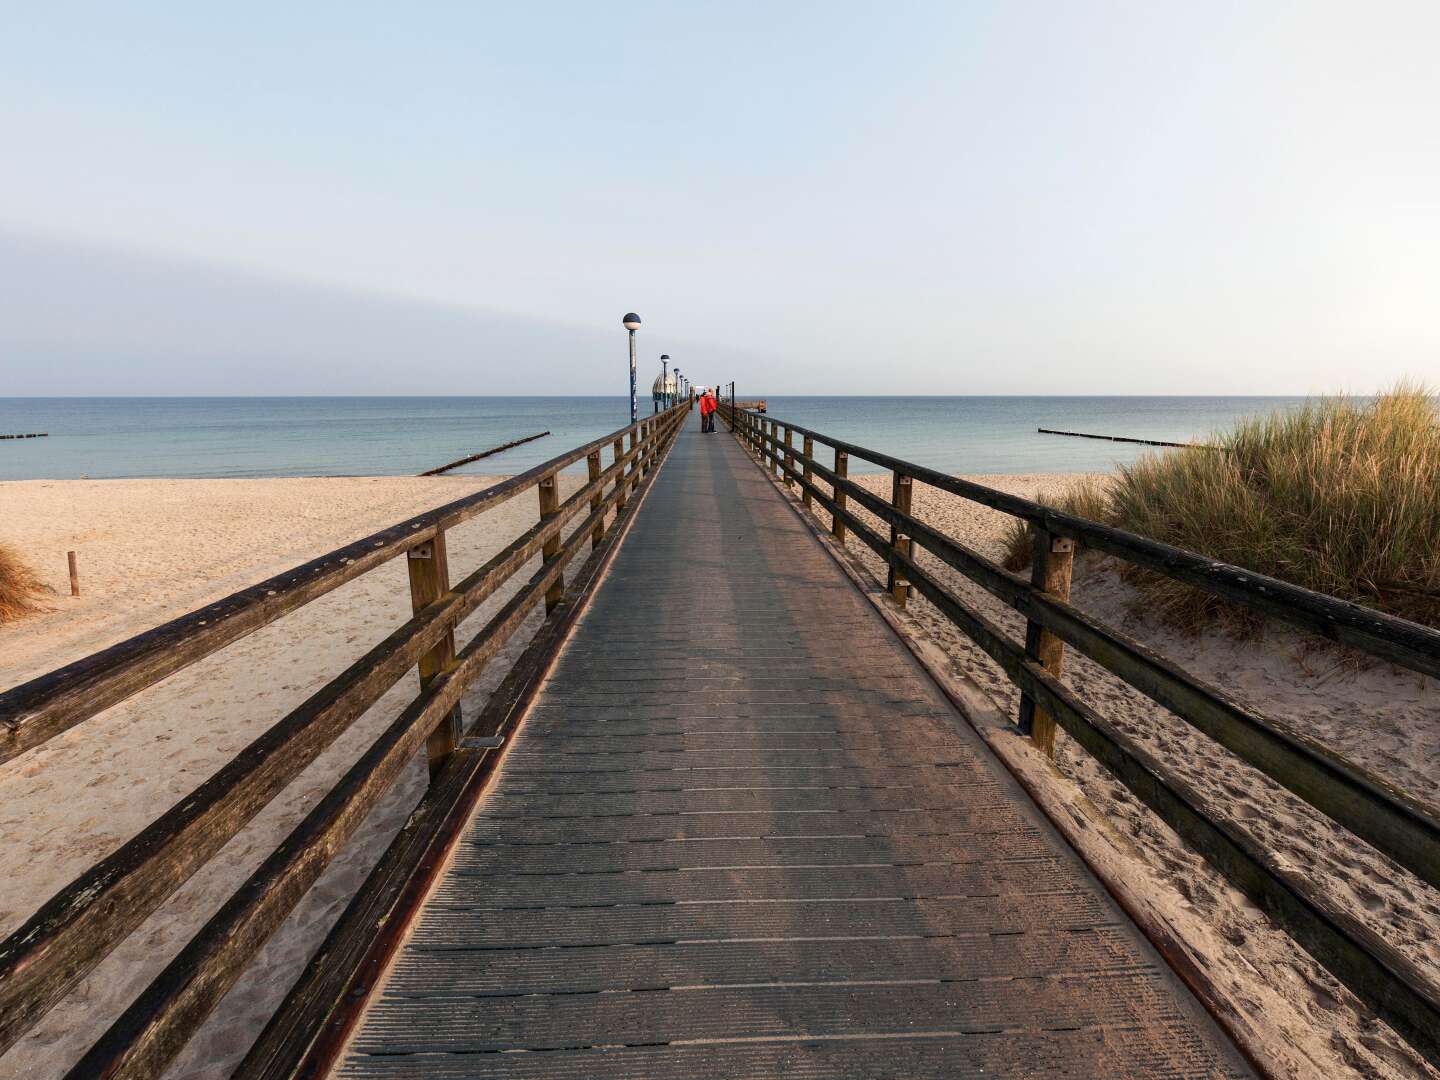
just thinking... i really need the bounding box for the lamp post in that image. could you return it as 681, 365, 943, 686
661, 354, 671, 410
674, 370, 682, 410
622, 313, 641, 423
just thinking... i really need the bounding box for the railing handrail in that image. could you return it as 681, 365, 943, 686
0, 409, 681, 763
722, 401, 1440, 1065
731, 408, 1440, 680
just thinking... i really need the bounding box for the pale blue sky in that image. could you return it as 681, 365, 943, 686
2, 2, 1437, 394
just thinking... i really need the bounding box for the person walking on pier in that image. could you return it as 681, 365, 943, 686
700, 387, 718, 433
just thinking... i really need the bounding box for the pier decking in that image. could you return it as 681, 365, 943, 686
338, 422, 1249, 1077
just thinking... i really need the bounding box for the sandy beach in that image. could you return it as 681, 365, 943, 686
828, 472, 1440, 1079
0, 475, 584, 1079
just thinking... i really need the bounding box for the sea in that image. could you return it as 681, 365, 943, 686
0, 396, 1308, 481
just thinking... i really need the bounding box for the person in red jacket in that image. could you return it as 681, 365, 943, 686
699, 388, 718, 433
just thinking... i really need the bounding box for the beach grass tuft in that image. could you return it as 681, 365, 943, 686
0, 542, 51, 622
1003, 383, 1440, 632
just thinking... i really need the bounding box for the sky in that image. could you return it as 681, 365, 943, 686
1, 1, 1438, 395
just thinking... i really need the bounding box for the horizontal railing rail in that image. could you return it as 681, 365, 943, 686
0, 415, 679, 764
728, 410, 1440, 679
720, 401, 1440, 1065
0, 401, 690, 1077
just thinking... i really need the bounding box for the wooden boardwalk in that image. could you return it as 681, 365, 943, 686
338, 421, 1251, 1078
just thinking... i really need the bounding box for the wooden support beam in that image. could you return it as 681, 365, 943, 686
887, 472, 913, 607
832, 450, 848, 543
407, 532, 460, 778
1018, 529, 1075, 756
613, 437, 627, 512
586, 450, 604, 550
801, 436, 814, 508
538, 473, 563, 614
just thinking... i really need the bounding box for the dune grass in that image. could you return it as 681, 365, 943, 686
1003, 384, 1440, 633
0, 542, 50, 623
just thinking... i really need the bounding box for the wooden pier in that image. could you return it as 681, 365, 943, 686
4, 393, 1439, 1077
335, 422, 1247, 1076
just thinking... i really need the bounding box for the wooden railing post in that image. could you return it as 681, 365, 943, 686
771, 422, 780, 478
406, 531, 460, 778
537, 472, 564, 613
832, 449, 848, 543
783, 427, 795, 488
1018, 529, 1075, 756
613, 436, 627, 512
627, 428, 639, 492
801, 436, 814, 507
586, 449, 604, 549
886, 472, 913, 607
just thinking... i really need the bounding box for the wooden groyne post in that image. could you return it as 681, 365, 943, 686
1037, 427, 1218, 450
420, 431, 550, 476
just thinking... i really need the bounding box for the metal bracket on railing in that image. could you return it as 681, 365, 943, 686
408, 542, 434, 561
459, 735, 505, 750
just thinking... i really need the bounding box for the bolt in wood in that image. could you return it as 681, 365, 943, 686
1018, 530, 1075, 756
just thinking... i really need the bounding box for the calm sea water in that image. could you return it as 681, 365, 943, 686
0, 396, 1306, 481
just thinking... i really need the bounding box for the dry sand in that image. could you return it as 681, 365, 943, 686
0, 475, 585, 1079
820, 471, 1439, 1079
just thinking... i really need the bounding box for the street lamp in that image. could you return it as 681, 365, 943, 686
622, 313, 641, 423
674, 369, 682, 409
661, 354, 671, 410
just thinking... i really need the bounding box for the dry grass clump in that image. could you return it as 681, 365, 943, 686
1001, 478, 1110, 571
1004, 384, 1440, 633
0, 542, 51, 623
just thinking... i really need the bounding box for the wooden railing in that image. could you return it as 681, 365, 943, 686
720, 401, 1440, 1066
0, 401, 689, 1078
